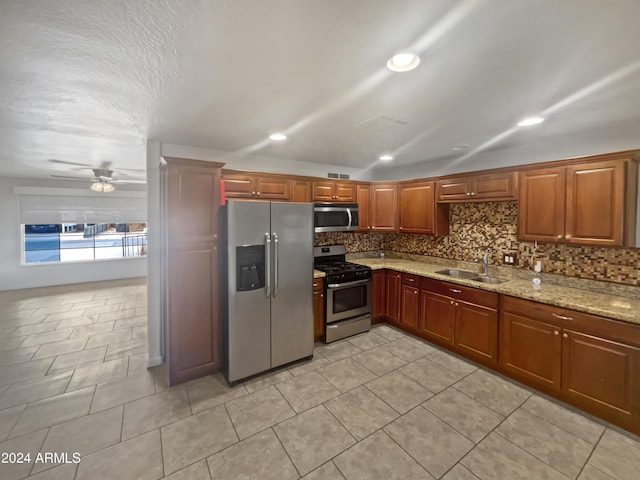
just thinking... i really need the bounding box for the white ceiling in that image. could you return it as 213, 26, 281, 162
1, 0, 640, 183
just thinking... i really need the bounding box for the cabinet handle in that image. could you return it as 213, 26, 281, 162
450, 289, 461, 293
552, 313, 573, 321
557, 234, 563, 239
320, 294, 324, 298
554, 330, 559, 336
466, 192, 471, 196
257, 192, 261, 196
408, 278, 415, 282
470, 192, 476, 196
313, 283, 318, 287
562, 333, 568, 339
450, 300, 454, 305
414, 291, 418, 295
368, 226, 372, 230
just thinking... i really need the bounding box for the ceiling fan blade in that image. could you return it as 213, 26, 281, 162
112, 179, 147, 184
50, 174, 88, 181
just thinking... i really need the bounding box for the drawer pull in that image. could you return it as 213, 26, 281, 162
408, 278, 415, 282
313, 283, 318, 287
562, 333, 568, 339
552, 313, 573, 321
554, 330, 559, 336
450, 289, 461, 293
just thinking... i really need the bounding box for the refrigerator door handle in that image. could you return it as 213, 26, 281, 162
273, 232, 279, 297
265, 232, 271, 298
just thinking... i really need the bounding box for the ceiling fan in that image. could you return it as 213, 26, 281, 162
51, 168, 146, 192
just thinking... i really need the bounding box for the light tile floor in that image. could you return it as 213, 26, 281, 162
1, 278, 640, 479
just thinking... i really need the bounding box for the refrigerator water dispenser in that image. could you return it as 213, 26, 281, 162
236, 245, 265, 291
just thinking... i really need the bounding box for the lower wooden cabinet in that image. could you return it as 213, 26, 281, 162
371, 270, 386, 321
419, 290, 455, 345
500, 296, 640, 433
385, 271, 401, 324
313, 278, 325, 341
400, 284, 419, 329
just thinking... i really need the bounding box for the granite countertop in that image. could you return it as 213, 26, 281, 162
351, 258, 640, 326
313, 270, 326, 279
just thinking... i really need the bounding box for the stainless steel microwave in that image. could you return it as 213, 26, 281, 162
314, 203, 359, 232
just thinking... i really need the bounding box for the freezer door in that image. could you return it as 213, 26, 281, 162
226, 201, 272, 382
270, 202, 314, 367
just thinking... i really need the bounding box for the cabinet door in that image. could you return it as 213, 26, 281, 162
400, 284, 419, 329
500, 312, 562, 391
357, 184, 371, 232
222, 173, 256, 199
372, 270, 386, 320
419, 290, 455, 345
385, 271, 401, 324
313, 279, 325, 341
565, 160, 624, 246
256, 177, 290, 200
371, 184, 398, 231
472, 172, 517, 200
312, 181, 335, 201
436, 179, 471, 202
292, 180, 312, 202
399, 182, 437, 234
562, 330, 640, 428
164, 158, 222, 386
518, 167, 566, 242
334, 182, 356, 202
454, 301, 498, 365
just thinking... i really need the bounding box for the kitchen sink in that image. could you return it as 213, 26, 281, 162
435, 268, 478, 279
470, 275, 508, 284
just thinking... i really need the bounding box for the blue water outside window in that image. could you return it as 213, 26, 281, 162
23, 223, 147, 264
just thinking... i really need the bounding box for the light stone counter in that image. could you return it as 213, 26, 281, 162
313, 270, 326, 279
351, 258, 640, 326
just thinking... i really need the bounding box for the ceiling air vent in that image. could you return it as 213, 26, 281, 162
327, 173, 351, 180
355, 114, 408, 132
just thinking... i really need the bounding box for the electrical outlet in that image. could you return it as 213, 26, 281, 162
502, 253, 517, 265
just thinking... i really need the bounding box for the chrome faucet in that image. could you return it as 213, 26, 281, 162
480, 254, 489, 275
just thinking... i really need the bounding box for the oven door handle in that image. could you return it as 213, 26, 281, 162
327, 279, 370, 289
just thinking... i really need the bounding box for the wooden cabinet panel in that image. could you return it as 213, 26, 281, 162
256, 177, 290, 200
399, 181, 449, 235
222, 173, 255, 199
566, 160, 624, 246
518, 167, 566, 242
500, 312, 562, 391
357, 184, 371, 232
562, 330, 640, 428
312, 180, 355, 202
370, 184, 397, 231
292, 180, 311, 202
436, 179, 470, 202
420, 277, 499, 309
385, 271, 401, 324
400, 284, 419, 329
472, 172, 517, 200
419, 290, 455, 345
313, 278, 325, 341
163, 157, 223, 386
455, 301, 498, 364
335, 182, 356, 202
372, 270, 386, 321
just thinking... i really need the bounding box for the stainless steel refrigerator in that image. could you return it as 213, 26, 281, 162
221, 200, 314, 384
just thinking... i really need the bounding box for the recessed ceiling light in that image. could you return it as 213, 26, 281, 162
451, 145, 469, 151
379, 154, 394, 161
269, 133, 287, 141
517, 116, 545, 127
386, 53, 420, 72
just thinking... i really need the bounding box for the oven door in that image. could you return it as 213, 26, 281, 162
326, 279, 371, 323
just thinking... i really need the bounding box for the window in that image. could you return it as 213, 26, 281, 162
24, 223, 147, 264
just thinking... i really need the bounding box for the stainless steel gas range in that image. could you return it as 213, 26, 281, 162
313, 245, 371, 343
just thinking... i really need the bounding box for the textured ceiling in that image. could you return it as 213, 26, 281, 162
1, 0, 639, 182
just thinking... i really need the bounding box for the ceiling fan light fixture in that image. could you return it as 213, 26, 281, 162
386, 53, 420, 72
91, 181, 115, 192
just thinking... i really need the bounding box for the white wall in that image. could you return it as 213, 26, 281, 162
0, 177, 147, 291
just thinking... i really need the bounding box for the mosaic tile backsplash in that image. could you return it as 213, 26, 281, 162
315, 202, 640, 286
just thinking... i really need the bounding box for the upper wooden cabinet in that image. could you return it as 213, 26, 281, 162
518, 157, 638, 246
437, 172, 517, 202
312, 180, 356, 202
223, 171, 291, 201
370, 183, 398, 231
292, 179, 312, 202
399, 181, 449, 236
356, 184, 371, 232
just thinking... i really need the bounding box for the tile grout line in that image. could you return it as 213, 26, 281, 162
574, 427, 608, 479
271, 426, 303, 478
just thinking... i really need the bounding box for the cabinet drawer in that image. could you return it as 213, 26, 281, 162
401, 273, 420, 286
503, 296, 640, 347
421, 278, 498, 308
313, 278, 325, 292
